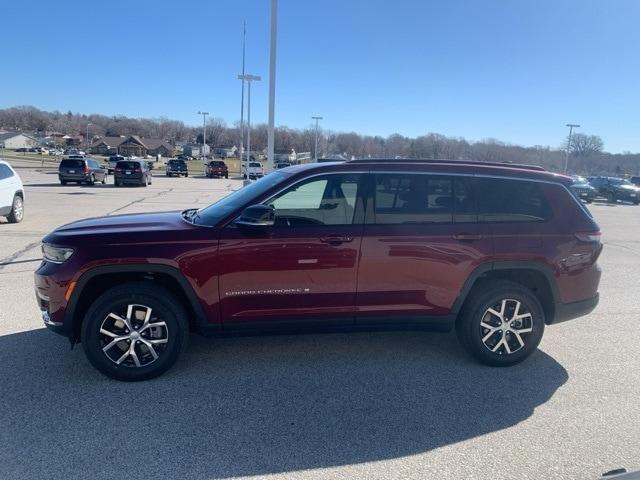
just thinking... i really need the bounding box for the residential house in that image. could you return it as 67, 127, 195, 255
0, 132, 38, 149
90, 136, 174, 158
183, 144, 210, 158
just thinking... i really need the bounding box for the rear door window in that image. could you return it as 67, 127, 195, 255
475, 178, 552, 222
372, 174, 453, 224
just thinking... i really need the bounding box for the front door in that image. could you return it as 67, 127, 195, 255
218, 173, 366, 327
356, 173, 493, 324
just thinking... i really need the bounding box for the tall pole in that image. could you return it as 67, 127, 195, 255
239, 21, 246, 167
238, 74, 261, 183
564, 123, 580, 173
198, 111, 209, 161
247, 80, 252, 179
266, 0, 278, 173
312, 116, 323, 162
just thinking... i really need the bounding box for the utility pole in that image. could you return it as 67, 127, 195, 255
239, 21, 246, 170
86, 122, 92, 153
312, 116, 323, 162
238, 74, 261, 184
198, 111, 209, 161
266, 0, 278, 173
564, 123, 580, 173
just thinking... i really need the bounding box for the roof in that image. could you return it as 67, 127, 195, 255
0, 131, 36, 141
284, 159, 573, 184
91, 136, 172, 150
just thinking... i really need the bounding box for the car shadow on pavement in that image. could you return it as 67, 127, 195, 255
0, 328, 568, 479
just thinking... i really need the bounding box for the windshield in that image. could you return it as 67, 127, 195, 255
249, 162, 261, 168
194, 172, 289, 226
610, 178, 633, 186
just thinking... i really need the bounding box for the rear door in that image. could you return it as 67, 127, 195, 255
218, 172, 366, 326
355, 173, 492, 324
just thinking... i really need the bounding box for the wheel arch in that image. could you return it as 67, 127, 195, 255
452, 261, 559, 324
65, 264, 212, 342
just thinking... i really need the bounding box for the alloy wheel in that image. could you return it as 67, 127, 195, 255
479, 298, 533, 355
99, 304, 169, 368
13, 197, 24, 221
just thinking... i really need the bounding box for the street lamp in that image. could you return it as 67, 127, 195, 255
564, 123, 580, 173
198, 111, 209, 162
312, 116, 323, 162
238, 74, 261, 184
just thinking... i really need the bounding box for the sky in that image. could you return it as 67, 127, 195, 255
1, 0, 639, 153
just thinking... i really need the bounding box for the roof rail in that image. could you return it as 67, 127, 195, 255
346, 158, 546, 172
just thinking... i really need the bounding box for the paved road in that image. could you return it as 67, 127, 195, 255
0, 162, 639, 480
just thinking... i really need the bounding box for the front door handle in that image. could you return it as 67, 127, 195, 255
453, 233, 483, 241
320, 235, 354, 245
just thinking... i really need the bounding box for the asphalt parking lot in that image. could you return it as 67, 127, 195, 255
0, 160, 639, 480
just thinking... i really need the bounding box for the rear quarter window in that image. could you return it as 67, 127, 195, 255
476, 178, 552, 222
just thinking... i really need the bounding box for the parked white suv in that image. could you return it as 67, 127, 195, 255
242, 161, 264, 179
0, 160, 24, 223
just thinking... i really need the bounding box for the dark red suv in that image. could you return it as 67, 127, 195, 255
34, 160, 602, 380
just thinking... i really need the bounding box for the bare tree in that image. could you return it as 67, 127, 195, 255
570, 133, 604, 157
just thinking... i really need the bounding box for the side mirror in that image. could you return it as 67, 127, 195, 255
234, 204, 275, 228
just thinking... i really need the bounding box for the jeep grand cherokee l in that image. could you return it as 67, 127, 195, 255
35, 159, 602, 381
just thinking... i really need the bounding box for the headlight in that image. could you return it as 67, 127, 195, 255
42, 244, 74, 264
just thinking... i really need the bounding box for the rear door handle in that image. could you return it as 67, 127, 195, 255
320, 235, 354, 245
453, 233, 483, 241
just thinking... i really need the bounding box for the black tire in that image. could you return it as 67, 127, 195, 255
166, 172, 170, 177
184, 173, 188, 177
243, 174, 247, 179
114, 180, 120, 187
225, 173, 228, 179
60, 180, 67, 185
456, 280, 545, 367
7, 195, 24, 223
101, 175, 106, 185
633, 200, 639, 205
88, 174, 95, 186
148, 175, 152, 185
81, 283, 189, 381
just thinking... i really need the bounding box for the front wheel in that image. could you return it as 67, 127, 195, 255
456, 280, 545, 366
7, 195, 24, 223
81, 283, 189, 381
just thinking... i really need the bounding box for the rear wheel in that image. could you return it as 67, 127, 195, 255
60, 180, 67, 185
456, 280, 545, 366
81, 283, 189, 381
101, 175, 106, 185
88, 174, 95, 185
7, 195, 24, 223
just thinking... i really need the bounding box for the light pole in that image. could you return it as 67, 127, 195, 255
86, 122, 92, 153
564, 123, 580, 173
198, 111, 209, 162
239, 21, 247, 169
312, 116, 323, 162
266, 0, 278, 173
238, 74, 261, 184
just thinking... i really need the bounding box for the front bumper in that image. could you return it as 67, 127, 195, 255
552, 293, 599, 324
35, 288, 66, 336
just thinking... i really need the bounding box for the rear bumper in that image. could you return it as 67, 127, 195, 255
59, 174, 90, 182
115, 175, 144, 184
551, 293, 599, 324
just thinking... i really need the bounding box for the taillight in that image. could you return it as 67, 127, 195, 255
115, 168, 123, 172
84, 166, 90, 174
575, 231, 601, 243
